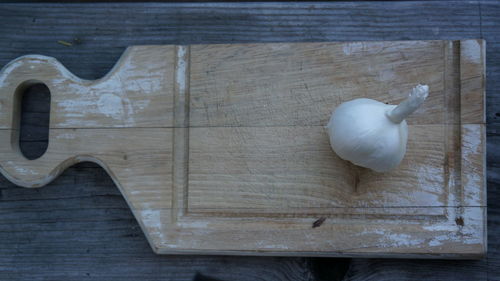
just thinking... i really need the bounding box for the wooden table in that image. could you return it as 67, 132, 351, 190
0, 2, 498, 280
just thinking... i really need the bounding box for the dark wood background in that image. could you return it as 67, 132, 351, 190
0, 2, 498, 280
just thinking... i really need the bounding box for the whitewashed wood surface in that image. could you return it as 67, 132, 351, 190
0, 2, 498, 280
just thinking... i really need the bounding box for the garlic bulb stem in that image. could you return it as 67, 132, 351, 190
386, 84, 429, 124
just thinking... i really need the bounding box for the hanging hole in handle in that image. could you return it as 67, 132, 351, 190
12, 80, 51, 160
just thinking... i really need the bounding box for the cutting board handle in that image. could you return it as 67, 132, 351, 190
0, 54, 87, 129
0, 46, 174, 188
0, 55, 86, 186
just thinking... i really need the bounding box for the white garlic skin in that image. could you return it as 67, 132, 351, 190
326, 84, 429, 173
326, 99, 407, 172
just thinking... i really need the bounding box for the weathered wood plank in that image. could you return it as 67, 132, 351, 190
0, 2, 481, 80
188, 125, 448, 211
0, 164, 315, 281
344, 259, 487, 281
480, 1, 500, 125
190, 41, 445, 126
0, 47, 175, 129
0, 40, 484, 257
0, 1, 496, 280
486, 123, 500, 281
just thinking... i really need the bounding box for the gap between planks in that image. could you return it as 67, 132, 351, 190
171, 45, 191, 223
443, 40, 462, 222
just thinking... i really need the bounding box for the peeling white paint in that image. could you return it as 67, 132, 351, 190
125, 97, 135, 123
176, 46, 187, 94
140, 209, 161, 228
399, 164, 443, 206
461, 207, 484, 245
164, 243, 179, 249
384, 233, 425, 247
57, 99, 94, 117
97, 93, 125, 120
55, 133, 76, 140
66, 82, 88, 95
342, 42, 388, 56
462, 40, 481, 64
428, 234, 449, 246
56, 82, 139, 126
7, 161, 38, 175
462, 124, 481, 157
135, 99, 151, 111
421, 207, 484, 247
447, 174, 457, 206
462, 125, 483, 206
0, 59, 24, 87
423, 224, 454, 232
137, 201, 164, 231
357, 228, 425, 248
0, 55, 87, 89
417, 165, 443, 186
343, 42, 363, 55
462, 125, 481, 157
270, 44, 291, 51
1, 54, 157, 127
176, 221, 210, 228
0, 51, 167, 129
139, 208, 166, 242
255, 239, 290, 250
361, 222, 474, 249
10, 165, 38, 175
121, 77, 161, 94
464, 172, 481, 205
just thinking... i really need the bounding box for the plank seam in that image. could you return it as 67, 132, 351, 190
171, 45, 191, 223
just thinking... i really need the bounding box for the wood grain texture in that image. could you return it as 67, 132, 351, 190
186, 40, 484, 258
0, 164, 316, 281
188, 125, 447, 212
0, 1, 497, 280
0, 46, 175, 129
0, 39, 486, 258
344, 259, 487, 281
460, 40, 486, 124
189, 41, 445, 127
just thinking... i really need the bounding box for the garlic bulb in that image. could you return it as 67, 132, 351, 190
326, 84, 429, 172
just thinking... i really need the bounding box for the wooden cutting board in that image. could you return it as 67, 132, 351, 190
0, 40, 486, 258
